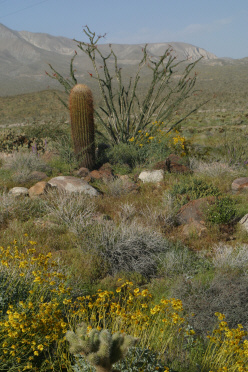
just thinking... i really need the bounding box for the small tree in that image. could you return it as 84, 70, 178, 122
47, 26, 205, 145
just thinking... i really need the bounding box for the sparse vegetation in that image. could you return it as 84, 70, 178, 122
1, 28, 248, 372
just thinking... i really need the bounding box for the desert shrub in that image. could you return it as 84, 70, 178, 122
222, 129, 248, 166
200, 312, 248, 372
186, 143, 211, 160
172, 271, 248, 335
25, 119, 70, 142
2, 151, 50, 184
43, 190, 96, 231
1, 239, 248, 371
0, 193, 45, 225
77, 219, 170, 278
140, 191, 178, 230
130, 125, 188, 160
105, 142, 142, 168
100, 177, 134, 197
51, 134, 79, 171
3, 151, 48, 172
12, 195, 46, 222
189, 158, 240, 178
118, 202, 137, 222
159, 242, 213, 278
170, 176, 220, 207
205, 196, 239, 225
0, 244, 188, 371
0, 191, 15, 225
212, 243, 248, 273
0, 240, 72, 371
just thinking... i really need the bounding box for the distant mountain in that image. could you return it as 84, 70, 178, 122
0, 23, 232, 96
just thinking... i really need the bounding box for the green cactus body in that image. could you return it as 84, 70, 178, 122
66, 324, 139, 372
69, 84, 95, 169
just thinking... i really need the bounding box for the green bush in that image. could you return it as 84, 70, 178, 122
104, 142, 143, 168
170, 177, 220, 206
205, 196, 238, 225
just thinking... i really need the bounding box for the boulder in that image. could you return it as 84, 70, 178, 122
74, 167, 90, 178
231, 177, 248, 192
48, 176, 99, 197
29, 181, 52, 198
177, 196, 216, 225
85, 163, 114, 182
8, 187, 29, 197
177, 196, 216, 237
154, 154, 191, 174
138, 170, 164, 183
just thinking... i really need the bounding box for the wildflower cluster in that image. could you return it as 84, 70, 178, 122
202, 312, 248, 372
129, 122, 187, 157
69, 279, 186, 356
1, 239, 247, 371
0, 241, 186, 370
0, 239, 71, 371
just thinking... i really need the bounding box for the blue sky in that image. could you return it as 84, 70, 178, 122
0, 0, 247, 58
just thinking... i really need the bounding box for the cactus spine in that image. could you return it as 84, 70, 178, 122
66, 323, 139, 372
69, 84, 95, 169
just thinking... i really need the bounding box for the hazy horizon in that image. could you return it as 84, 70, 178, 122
0, 0, 248, 59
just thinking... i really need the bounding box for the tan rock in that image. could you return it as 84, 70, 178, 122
231, 177, 248, 191
29, 181, 52, 198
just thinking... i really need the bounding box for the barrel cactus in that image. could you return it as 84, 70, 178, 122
69, 84, 95, 169
66, 323, 139, 372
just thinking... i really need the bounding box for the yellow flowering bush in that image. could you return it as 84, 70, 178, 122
201, 312, 248, 372
129, 121, 188, 157
0, 239, 71, 371
1, 239, 248, 371
69, 279, 186, 357
0, 241, 187, 371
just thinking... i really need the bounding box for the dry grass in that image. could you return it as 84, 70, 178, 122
189, 158, 241, 178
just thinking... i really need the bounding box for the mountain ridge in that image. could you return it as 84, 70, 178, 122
0, 23, 246, 96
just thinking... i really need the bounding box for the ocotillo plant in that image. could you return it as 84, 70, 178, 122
48, 26, 209, 146
66, 323, 139, 372
69, 84, 95, 169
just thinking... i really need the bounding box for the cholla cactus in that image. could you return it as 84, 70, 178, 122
66, 323, 139, 372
